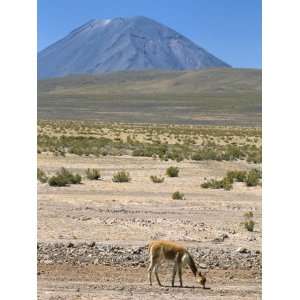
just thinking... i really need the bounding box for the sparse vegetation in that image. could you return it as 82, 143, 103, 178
38, 121, 261, 163
202, 168, 261, 190
48, 167, 82, 187
246, 169, 261, 186
37, 168, 48, 183
241, 211, 255, 232
150, 175, 165, 183
166, 166, 179, 177
226, 170, 248, 182
172, 191, 185, 200
112, 171, 131, 183
85, 168, 101, 180
201, 177, 233, 191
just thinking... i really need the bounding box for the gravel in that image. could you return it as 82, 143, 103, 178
37, 242, 261, 271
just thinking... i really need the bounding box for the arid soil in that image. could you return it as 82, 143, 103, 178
38, 154, 261, 299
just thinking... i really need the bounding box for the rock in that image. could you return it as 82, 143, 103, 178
67, 242, 74, 248
44, 260, 53, 265
212, 233, 229, 243
89, 241, 96, 247
236, 247, 248, 253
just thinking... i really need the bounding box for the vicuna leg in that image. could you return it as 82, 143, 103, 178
148, 254, 162, 286
147, 255, 155, 285
154, 264, 162, 286
178, 263, 183, 287
172, 261, 178, 287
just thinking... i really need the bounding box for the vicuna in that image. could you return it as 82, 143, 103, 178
147, 240, 206, 288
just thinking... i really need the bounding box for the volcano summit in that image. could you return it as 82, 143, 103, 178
38, 16, 230, 79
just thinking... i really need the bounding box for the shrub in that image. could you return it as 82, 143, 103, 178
244, 211, 254, 219
201, 177, 233, 191
48, 167, 82, 186
243, 220, 255, 232
172, 191, 185, 200
191, 149, 218, 161
247, 149, 262, 164
48, 174, 69, 187
246, 169, 261, 186
37, 168, 48, 183
226, 170, 247, 183
112, 171, 131, 183
85, 168, 101, 180
150, 175, 165, 183
166, 166, 179, 177
69, 173, 82, 184
241, 211, 255, 231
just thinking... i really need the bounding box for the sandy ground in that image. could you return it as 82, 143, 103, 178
38, 265, 261, 300
38, 154, 261, 299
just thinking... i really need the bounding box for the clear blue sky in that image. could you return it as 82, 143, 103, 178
38, 0, 261, 68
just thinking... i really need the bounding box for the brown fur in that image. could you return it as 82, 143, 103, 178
147, 240, 206, 288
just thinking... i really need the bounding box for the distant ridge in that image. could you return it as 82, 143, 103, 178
38, 16, 230, 79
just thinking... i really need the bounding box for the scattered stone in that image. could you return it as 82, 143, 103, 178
44, 260, 53, 265
37, 242, 261, 271
89, 241, 96, 247
236, 247, 248, 253
212, 233, 229, 243
67, 242, 74, 248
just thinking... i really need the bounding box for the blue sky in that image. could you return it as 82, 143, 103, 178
38, 0, 261, 68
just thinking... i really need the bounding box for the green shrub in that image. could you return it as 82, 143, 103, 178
166, 166, 179, 177
241, 211, 255, 231
243, 220, 255, 232
69, 173, 82, 184
37, 168, 48, 183
247, 149, 262, 163
246, 169, 261, 186
150, 175, 165, 183
48, 174, 69, 187
85, 168, 101, 180
226, 170, 247, 183
112, 171, 131, 183
201, 177, 233, 191
48, 167, 82, 186
244, 211, 254, 219
172, 191, 185, 200
191, 149, 219, 161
